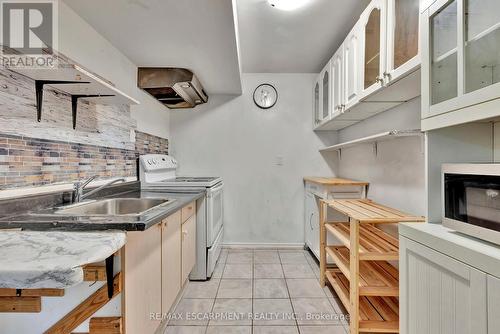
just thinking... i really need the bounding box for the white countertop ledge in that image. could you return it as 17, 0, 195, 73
0, 231, 126, 289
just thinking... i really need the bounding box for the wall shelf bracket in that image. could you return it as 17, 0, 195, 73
35, 80, 90, 122
71, 94, 115, 129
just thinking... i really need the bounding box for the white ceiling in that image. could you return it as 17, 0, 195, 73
63, 0, 242, 95
236, 0, 370, 73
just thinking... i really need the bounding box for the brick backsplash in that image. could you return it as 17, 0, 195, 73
0, 131, 168, 189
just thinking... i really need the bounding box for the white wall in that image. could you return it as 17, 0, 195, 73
170, 73, 337, 245
334, 98, 426, 217
58, 2, 170, 139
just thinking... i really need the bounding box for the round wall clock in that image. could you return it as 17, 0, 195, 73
253, 84, 278, 109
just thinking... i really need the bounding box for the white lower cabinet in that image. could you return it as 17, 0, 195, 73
488, 275, 500, 333
304, 192, 320, 257
400, 236, 488, 334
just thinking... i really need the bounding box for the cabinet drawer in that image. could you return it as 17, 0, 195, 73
181, 201, 195, 222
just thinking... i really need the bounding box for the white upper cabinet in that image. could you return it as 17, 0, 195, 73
313, 77, 321, 127
321, 61, 332, 122
421, 0, 500, 130
387, 0, 421, 81
313, 0, 421, 131
331, 45, 345, 118
359, 0, 388, 99
343, 24, 361, 110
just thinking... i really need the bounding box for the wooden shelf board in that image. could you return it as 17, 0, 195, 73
326, 269, 399, 333
325, 223, 399, 261
303, 177, 369, 186
323, 199, 426, 224
0, 288, 64, 297
319, 129, 422, 152
325, 246, 399, 296
13, 64, 139, 106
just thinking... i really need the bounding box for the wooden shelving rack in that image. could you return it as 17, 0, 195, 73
319, 199, 425, 333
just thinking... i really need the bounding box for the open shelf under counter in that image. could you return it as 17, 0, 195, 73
13, 64, 140, 106
326, 269, 400, 333
319, 129, 422, 153
325, 246, 399, 296
325, 222, 399, 260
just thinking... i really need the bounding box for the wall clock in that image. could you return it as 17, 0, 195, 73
253, 84, 278, 109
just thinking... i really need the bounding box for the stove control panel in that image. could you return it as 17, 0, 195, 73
139, 154, 178, 171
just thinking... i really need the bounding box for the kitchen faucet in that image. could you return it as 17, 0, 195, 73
72, 175, 126, 203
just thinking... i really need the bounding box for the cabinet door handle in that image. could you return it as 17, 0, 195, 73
309, 213, 314, 230
375, 76, 384, 84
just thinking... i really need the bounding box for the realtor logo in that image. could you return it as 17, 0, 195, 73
0, 0, 58, 68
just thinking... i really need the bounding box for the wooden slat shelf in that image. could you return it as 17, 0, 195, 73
326, 269, 399, 333
323, 199, 426, 223
325, 246, 399, 296
325, 222, 399, 260
320, 198, 424, 333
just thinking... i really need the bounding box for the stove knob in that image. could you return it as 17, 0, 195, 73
147, 160, 152, 165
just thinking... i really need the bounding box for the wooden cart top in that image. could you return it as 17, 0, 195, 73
322, 198, 425, 223
303, 177, 369, 186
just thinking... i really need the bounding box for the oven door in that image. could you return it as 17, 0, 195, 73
206, 182, 223, 247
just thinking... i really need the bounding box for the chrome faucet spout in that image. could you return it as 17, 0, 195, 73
72, 176, 126, 203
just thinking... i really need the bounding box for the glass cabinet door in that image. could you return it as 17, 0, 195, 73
430, 0, 458, 105
364, 7, 382, 89
332, 50, 343, 115
314, 82, 320, 125
393, 0, 419, 70
464, 0, 500, 94
322, 70, 330, 119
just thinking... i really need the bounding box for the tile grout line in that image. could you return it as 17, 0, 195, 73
278, 250, 301, 334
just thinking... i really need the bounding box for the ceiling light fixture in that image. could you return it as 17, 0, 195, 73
267, 0, 311, 11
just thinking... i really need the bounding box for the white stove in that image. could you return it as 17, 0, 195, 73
139, 154, 223, 280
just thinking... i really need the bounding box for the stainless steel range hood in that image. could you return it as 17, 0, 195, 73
137, 67, 208, 109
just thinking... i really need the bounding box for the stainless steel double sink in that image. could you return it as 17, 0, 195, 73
52, 198, 175, 217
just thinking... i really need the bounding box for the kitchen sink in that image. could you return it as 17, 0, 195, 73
53, 198, 175, 216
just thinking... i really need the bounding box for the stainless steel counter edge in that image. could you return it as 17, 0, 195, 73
0, 190, 206, 232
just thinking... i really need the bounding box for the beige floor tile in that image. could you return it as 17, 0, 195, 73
254, 250, 281, 264
223, 264, 253, 279
291, 298, 342, 326
217, 279, 253, 298
169, 299, 214, 326
286, 279, 327, 298
279, 252, 309, 264
253, 298, 295, 325
183, 279, 220, 298
298, 325, 346, 334
206, 326, 252, 334
253, 326, 299, 334
254, 264, 284, 278
209, 298, 252, 325
227, 252, 253, 264
254, 279, 289, 298
164, 326, 207, 334
212, 260, 225, 278
282, 264, 316, 278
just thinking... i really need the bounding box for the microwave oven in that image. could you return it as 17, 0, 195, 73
443, 164, 500, 245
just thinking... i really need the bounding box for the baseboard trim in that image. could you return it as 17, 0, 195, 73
222, 242, 305, 249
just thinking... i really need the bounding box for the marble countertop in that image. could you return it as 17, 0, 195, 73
0, 230, 126, 289
0, 189, 205, 231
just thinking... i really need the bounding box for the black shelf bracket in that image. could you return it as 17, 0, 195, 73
105, 254, 114, 299
35, 80, 90, 122
71, 94, 114, 129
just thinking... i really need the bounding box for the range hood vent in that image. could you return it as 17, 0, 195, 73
137, 67, 208, 109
